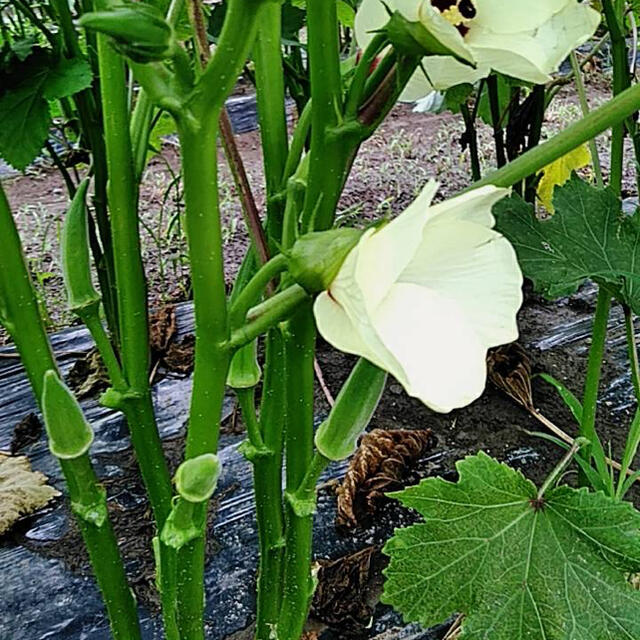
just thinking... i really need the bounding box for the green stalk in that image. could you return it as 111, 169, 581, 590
301, 0, 346, 232
579, 288, 611, 488
569, 51, 604, 187
0, 186, 141, 640
277, 305, 317, 640
253, 330, 287, 638
470, 82, 640, 191
50, 0, 120, 343
176, 121, 231, 640
602, 0, 630, 195
93, 17, 179, 637
228, 285, 310, 351
253, 2, 289, 244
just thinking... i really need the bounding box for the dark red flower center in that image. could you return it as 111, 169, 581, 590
430, 0, 477, 37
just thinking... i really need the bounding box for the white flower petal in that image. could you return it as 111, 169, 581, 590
426, 185, 510, 227
468, 3, 600, 85
322, 244, 405, 377
372, 282, 488, 412
354, 0, 390, 50
354, 180, 440, 309
472, 0, 571, 33
400, 219, 523, 348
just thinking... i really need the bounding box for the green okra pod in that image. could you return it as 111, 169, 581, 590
42, 370, 95, 460
79, 3, 175, 63
315, 358, 387, 461
61, 179, 101, 316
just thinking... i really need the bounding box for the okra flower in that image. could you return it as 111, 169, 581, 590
355, 0, 600, 99
314, 182, 523, 413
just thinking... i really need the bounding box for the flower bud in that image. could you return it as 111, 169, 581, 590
227, 341, 261, 389
174, 454, 221, 503
42, 370, 94, 459
286, 228, 363, 294
61, 179, 101, 315
79, 3, 175, 64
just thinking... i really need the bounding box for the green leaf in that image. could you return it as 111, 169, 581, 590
494, 175, 640, 313
0, 52, 92, 170
0, 73, 50, 170
42, 57, 92, 100
383, 452, 640, 639
336, 0, 355, 28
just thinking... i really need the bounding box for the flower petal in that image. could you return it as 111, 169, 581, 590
372, 282, 488, 412
400, 219, 523, 348
320, 243, 405, 377
467, 3, 600, 84
354, 0, 390, 50
354, 180, 440, 310
472, 0, 571, 34
426, 185, 510, 227
416, 2, 474, 63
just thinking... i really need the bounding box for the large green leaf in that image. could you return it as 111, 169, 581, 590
0, 52, 92, 170
383, 452, 640, 639
494, 175, 640, 312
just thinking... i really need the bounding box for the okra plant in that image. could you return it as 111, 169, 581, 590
2, 0, 640, 638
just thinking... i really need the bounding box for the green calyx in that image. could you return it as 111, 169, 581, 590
385, 11, 473, 63
61, 179, 101, 315
42, 370, 94, 460
79, 3, 176, 64
160, 499, 203, 549
71, 489, 108, 528
174, 454, 221, 503
286, 228, 363, 294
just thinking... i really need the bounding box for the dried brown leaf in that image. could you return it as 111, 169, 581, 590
10, 413, 42, 454
149, 305, 177, 355
311, 546, 380, 633
487, 343, 533, 411
163, 334, 195, 374
0, 454, 60, 535
67, 348, 110, 399
337, 428, 434, 529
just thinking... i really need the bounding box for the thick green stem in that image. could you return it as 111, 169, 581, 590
252, 330, 287, 638
470, 82, 640, 191
602, 0, 630, 195
94, 19, 178, 636
253, 2, 289, 244
301, 0, 346, 232
277, 306, 316, 640
0, 185, 141, 640
176, 121, 231, 640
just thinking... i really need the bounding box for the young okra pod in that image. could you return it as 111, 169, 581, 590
315, 358, 387, 460
61, 179, 101, 316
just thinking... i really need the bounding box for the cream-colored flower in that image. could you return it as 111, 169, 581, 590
314, 182, 523, 413
355, 0, 601, 99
